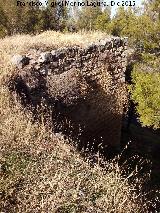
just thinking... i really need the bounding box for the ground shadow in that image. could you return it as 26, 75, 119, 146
8, 75, 123, 159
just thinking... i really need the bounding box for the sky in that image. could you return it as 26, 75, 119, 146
111, 0, 143, 16
41, 0, 143, 17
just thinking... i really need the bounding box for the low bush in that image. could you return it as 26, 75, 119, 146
130, 55, 160, 129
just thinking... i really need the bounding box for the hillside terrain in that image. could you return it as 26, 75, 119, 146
0, 31, 158, 212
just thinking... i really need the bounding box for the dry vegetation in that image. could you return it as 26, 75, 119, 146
0, 31, 108, 79
0, 31, 158, 212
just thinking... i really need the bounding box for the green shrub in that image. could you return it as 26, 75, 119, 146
130, 56, 160, 129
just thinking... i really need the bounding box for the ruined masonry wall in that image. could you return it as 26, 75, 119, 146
11, 37, 128, 149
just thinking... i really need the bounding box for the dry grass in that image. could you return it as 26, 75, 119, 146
0, 31, 158, 212
0, 31, 108, 79
0, 31, 108, 53
0, 89, 155, 212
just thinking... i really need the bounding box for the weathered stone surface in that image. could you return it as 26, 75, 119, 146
38, 52, 52, 63
47, 69, 89, 105
11, 54, 30, 68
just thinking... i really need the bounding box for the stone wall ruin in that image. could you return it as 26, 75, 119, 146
10, 37, 128, 152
